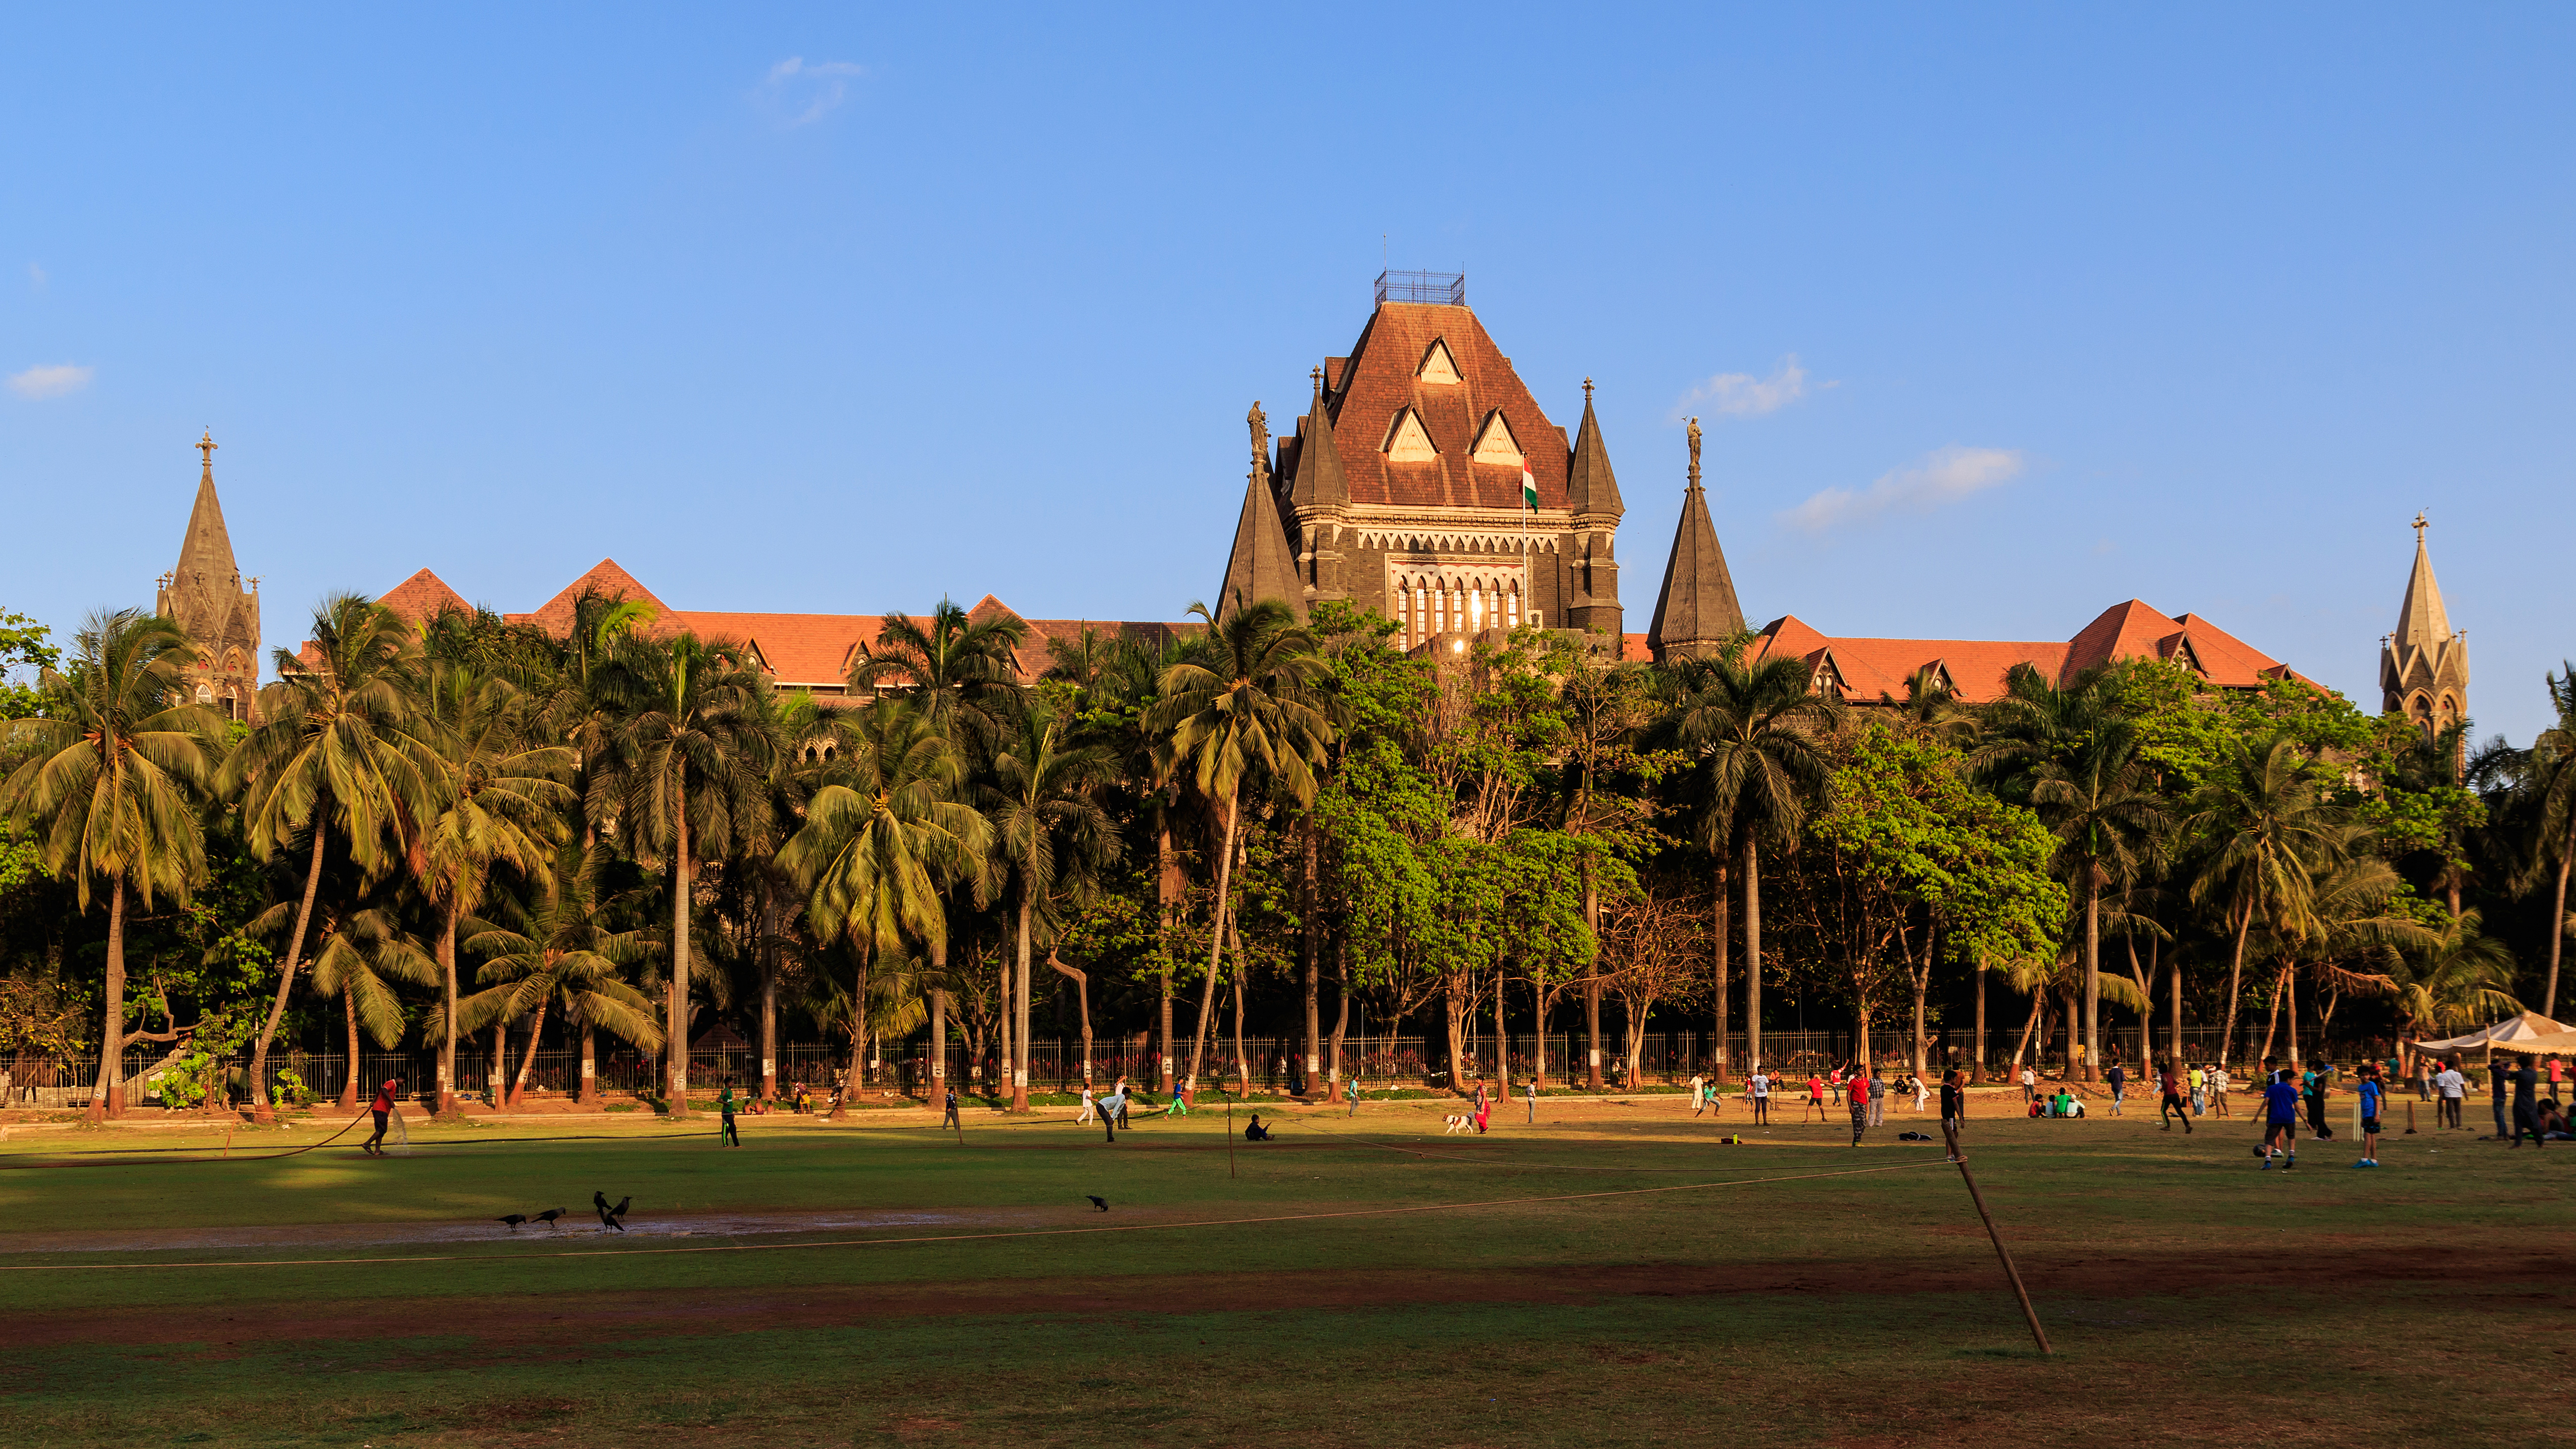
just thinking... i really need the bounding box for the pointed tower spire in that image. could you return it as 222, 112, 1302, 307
2380, 512, 2468, 735
1215, 464, 1307, 625
156, 431, 263, 722
1646, 417, 1745, 662
1565, 377, 1623, 517
1288, 367, 1349, 510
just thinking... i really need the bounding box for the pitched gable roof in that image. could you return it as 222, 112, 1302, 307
378, 568, 472, 625
1747, 601, 2297, 704
519, 559, 671, 637
1293, 302, 1567, 511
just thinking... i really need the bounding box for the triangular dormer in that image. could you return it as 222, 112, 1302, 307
1809, 651, 1849, 698
2165, 632, 2207, 677
1470, 410, 1522, 466
1416, 339, 1462, 384
1380, 407, 1439, 462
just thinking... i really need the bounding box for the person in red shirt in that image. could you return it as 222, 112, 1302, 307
1846, 1066, 1871, 1146
1804, 1073, 1827, 1123
362, 1078, 399, 1156
2158, 1062, 2193, 1134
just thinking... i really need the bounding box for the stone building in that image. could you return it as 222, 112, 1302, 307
153, 432, 262, 721
1219, 271, 1627, 651
2380, 513, 2469, 735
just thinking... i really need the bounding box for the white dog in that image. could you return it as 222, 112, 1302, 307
1442, 1114, 1473, 1134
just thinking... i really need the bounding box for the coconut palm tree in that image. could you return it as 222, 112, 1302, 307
2186, 734, 2352, 1071
778, 696, 988, 1119
1146, 599, 1332, 1092
1, 609, 222, 1121
463, 843, 663, 1108
2028, 716, 2169, 1081
2523, 664, 2576, 1018
984, 702, 1119, 1111
1659, 650, 1840, 1078
2395, 907, 2520, 1046
594, 631, 775, 1118
296, 897, 438, 1110
412, 660, 575, 1114
222, 595, 435, 1121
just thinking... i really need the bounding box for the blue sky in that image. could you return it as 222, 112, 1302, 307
4, 8, 2569, 741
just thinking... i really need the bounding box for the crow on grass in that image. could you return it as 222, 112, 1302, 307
1085, 1195, 1109, 1212
594, 1191, 630, 1232
497, 1214, 528, 1231
534, 1209, 566, 1230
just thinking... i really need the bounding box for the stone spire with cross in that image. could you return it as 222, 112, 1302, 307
2380, 512, 2467, 736
155, 431, 263, 721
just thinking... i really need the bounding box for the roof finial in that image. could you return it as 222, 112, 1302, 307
198, 430, 218, 472
1311, 365, 1324, 399
1248, 401, 1268, 473
1686, 416, 1702, 490
2414, 510, 2427, 543
1583, 376, 1594, 403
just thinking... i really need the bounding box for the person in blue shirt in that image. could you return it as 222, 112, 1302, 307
2354, 1065, 2386, 1168
2261, 1068, 2303, 1170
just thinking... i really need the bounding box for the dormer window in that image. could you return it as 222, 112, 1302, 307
1470, 410, 1522, 466
1380, 408, 1439, 462
1417, 339, 1462, 384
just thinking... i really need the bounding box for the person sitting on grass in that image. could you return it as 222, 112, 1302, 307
1244, 1113, 1271, 1142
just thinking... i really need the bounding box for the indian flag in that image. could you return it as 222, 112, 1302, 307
1521, 458, 1538, 511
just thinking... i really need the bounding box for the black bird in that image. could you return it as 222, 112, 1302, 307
1085, 1195, 1109, 1213
594, 1192, 631, 1232
534, 1209, 566, 1230
497, 1214, 528, 1232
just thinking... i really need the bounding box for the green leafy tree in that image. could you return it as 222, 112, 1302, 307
595, 631, 775, 1117
2186, 734, 2354, 1070
463, 843, 663, 1108
1, 609, 223, 1120
2523, 664, 2576, 1018
1659, 650, 1840, 1077
779, 696, 987, 1118
984, 703, 1118, 1112
0, 606, 60, 720
1147, 599, 1332, 1091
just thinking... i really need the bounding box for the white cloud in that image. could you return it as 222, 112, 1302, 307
1672, 355, 1806, 422
7, 363, 92, 400
760, 57, 867, 127
26, 262, 46, 291
1780, 445, 2025, 533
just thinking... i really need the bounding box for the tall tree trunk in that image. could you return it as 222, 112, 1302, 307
1972, 956, 1988, 1083
2010, 981, 2042, 1070
579, 1017, 598, 1106
249, 828, 330, 1124
1302, 819, 1321, 1093
1231, 934, 1249, 1095
438, 901, 459, 1115
667, 805, 693, 1119
2257, 967, 2286, 1068
507, 997, 550, 1108
1012, 889, 1034, 1113
1048, 952, 1093, 1086
1533, 980, 1550, 1089
489, 1018, 505, 1111
996, 945, 1013, 1101
1493, 967, 1508, 1092
2283, 964, 2301, 1065
758, 878, 779, 1102
2218, 905, 2253, 1072
1184, 794, 1240, 1090
87, 875, 127, 1123
339, 984, 360, 1110
2166, 938, 2183, 1078
833, 944, 868, 1120
1584, 859, 1603, 1090
1742, 836, 1764, 1074
1711, 855, 1731, 1084
928, 935, 949, 1104
1157, 817, 1179, 1092
1445, 976, 1469, 1097
1911, 922, 1934, 1079
2548, 844, 2572, 1021
2082, 873, 2101, 1083
1328, 942, 1350, 1086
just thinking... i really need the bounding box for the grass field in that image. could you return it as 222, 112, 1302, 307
2, 1093, 2568, 1448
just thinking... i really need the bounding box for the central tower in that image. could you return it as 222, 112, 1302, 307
1218, 273, 1625, 651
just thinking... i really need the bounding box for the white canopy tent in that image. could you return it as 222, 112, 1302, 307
2409, 1011, 2569, 1054
2489, 1029, 2576, 1056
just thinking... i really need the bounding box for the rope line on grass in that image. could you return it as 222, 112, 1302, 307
0, 1160, 1946, 1273
0, 1107, 386, 1171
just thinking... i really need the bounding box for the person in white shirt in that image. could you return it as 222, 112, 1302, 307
1075, 1086, 1097, 1125
1687, 1073, 1708, 1117
2019, 1065, 2038, 1103
1748, 1069, 1772, 1126
2436, 1061, 2466, 1129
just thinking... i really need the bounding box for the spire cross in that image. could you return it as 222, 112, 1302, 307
198, 430, 218, 469
2414, 511, 2427, 542
1583, 376, 1594, 402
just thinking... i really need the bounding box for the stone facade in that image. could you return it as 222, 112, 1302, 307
1223, 288, 1626, 652
2380, 514, 2469, 735
154, 432, 261, 721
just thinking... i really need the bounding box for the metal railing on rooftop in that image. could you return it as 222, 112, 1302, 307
1376, 269, 1465, 306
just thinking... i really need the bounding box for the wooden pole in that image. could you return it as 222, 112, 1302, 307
1225, 1095, 1237, 1180
1955, 1160, 2051, 1356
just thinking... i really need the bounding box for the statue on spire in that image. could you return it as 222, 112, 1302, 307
1248, 401, 1268, 474
1686, 416, 1702, 488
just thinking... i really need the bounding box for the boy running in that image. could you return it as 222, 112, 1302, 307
2158, 1061, 2193, 1133
2261, 1068, 2301, 1169
942, 1086, 961, 1130
2354, 1066, 2384, 1167
1939, 1069, 1966, 1162
2106, 1062, 2126, 1116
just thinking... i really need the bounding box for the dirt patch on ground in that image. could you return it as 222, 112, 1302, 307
5, 1237, 2566, 1354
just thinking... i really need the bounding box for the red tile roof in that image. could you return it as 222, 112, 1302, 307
377, 568, 471, 625
1746, 600, 2303, 703
1301, 303, 1571, 512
